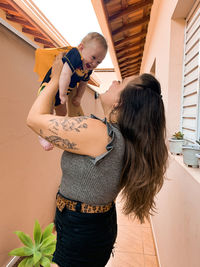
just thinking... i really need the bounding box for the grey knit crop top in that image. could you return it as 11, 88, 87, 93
59, 115, 125, 205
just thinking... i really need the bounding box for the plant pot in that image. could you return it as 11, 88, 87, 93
196, 154, 200, 168
168, 139, 185, 154
182, 145, 200, 167
6, 256, 25, 267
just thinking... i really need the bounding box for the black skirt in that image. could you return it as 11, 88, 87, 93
52, 201, 117, 267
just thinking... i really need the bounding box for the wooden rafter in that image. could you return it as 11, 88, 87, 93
109, 0, 153, 22
2, 0, 57, 46
92, 0, 154, 78
114, 29, 147, 48
116, 38, 145, 54
118, 47, 143, 60
0, 2, 16, 12
119, 53, 142, 64
119, 51, 142, 64
22, 27, 45, 39
6, 13, 34, 27
122, 68, 139, 75
120, 64, 140, 73
34, 37, 54, 46
112, 15, 150, 36
120, 58, 142, 68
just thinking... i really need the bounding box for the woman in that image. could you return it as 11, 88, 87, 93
27, 54, 168, 267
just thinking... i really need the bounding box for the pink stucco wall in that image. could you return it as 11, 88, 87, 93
141, 0, 200, 266
0, 23, 104, 266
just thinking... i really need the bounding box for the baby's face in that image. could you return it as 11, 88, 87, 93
80, 40, 107, 71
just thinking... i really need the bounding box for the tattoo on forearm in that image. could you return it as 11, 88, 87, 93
39, 129, 78, 150
48, 119, 59, 135
45, 135, 78, 150
48, 116, 88, 134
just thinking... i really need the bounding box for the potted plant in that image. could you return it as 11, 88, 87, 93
196, 153, 200, 168
168, 131, 185, 154
195, 139, 200, 168
8, 220, 56, 267
182, 139, 200, 167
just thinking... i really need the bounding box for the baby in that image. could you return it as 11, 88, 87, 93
36, 32, 108, 150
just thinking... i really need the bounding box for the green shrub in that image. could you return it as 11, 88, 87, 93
9, 220, 56, 267
172, 131, 184, 140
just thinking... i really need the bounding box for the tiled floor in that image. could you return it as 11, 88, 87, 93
105, 197, 159, 267
52, 196, 159, 267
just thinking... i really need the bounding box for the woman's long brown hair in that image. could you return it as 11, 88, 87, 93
113, 74, 168, 223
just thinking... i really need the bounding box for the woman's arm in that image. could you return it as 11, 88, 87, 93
27, 54, 108, 156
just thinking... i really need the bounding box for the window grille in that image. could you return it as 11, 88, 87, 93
181, 1, 200, 142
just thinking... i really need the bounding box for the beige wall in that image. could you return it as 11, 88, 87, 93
0, 23, 61, 266
141, 0, 200, 266
153, 156, 200, 267
0, 24, 104, 266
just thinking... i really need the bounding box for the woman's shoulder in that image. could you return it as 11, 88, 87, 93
89, 115, 124, 145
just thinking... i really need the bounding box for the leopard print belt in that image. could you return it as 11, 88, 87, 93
56, 193, 114, 213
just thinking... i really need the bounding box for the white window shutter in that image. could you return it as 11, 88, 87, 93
181, 3, 200, 142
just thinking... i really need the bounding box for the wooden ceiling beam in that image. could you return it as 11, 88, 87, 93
112, 15, 150, 36
22, 27, 46, 39
121, 64, 140, 73
120, 64, 140, 72
122, 71, 139, 78
117, 46, 144, 58
121, 69, 140, 76
109, 0, 153, 22
0, 2, 16, 11
118, 47, 143, 60
0, 2, 18, 15
121, 65, 140, 73
3, 0, 58, 46
116, 38, 145, 54
34, 37, 54, 46
120, 58, 142, 68
118, 51, 142, 64
114, 29, 147, 48
6, 13, 34, 27
119, 54, 142, 64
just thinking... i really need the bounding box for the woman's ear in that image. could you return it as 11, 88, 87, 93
112, 102, 119, 110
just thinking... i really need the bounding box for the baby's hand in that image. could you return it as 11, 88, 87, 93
59, 92, 68, 105
38, 136, 54, 151
72, 96, 81, 107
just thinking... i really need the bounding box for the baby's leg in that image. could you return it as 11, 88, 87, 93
55, 103, 67, 116
59, 63, 71, 105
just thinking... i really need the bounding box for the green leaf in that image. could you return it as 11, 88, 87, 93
33, 251, 42, 264
35, 262, 41, 267
15, 231, 33, 248
40, 256, 51, 267
42, 223, 54, 241
8, 247, 33, 256
34, 220, 42, 246
46, 255, 53, 262
40, 244, 56, 255
40, 235, 56, 249
18, 257, 29, 267
25, 257, 34, 267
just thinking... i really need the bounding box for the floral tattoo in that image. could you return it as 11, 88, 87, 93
40, 116, 88, 150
